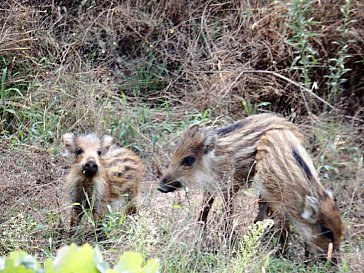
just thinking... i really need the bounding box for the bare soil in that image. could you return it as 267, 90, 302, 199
0, 141, 65, 220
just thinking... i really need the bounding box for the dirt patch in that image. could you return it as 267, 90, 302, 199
0, 141, 67, 219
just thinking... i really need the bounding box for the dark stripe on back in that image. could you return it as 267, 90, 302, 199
243, 126, 266, 142
104, 158, 138, 168
219, 125, 266, 145
108, 150, 126, 159
292, 147, 313, 180
112, 165, 136, 178
217, 119, 251, 136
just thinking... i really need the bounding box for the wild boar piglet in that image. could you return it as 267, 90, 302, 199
62, 133, 143, 229
157, 113, 343, 261
255, 129, 343, 261
158, 114, 300, 231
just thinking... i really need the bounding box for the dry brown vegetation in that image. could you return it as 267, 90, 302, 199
0, 0, 363, 272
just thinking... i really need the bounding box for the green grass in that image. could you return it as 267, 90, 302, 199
2, 205, 352, 272
0, 213, 40, 254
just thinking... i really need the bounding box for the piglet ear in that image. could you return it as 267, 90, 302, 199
186, 124, 200, 138
204, 131, 216, 154
301, 195, 320, 224
101, 135, 114, 150
62, 133, 76, 156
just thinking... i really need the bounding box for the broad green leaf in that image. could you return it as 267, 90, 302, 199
1, 244, 159, 273
1, 251, 41, 273
114, 252, 143, 273
96, 261, 108, 273
49, 244, 102, 273
142, 258, 160, 273
44, 259, 54, 273
105, 270, 118, 273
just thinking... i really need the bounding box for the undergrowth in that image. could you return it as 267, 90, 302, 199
0, 0, 363, 272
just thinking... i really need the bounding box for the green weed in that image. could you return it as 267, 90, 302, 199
285, 0, 319, 89
242, 99, 271, 116
230, 219, 274, 272
325, 0, 352, 104
0, 67, 61, 144
126, 51, 169, 98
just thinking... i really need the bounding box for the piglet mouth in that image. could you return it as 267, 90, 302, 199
157, 181, 183, 193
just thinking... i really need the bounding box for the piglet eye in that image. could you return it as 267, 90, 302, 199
75, 148, 83, 156
97, 150, 102, 156
181, 156, 195, 167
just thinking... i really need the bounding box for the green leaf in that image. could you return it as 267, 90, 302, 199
1, 244, 159, 273
44, 259, 54, 273
1, 67, 7, 99
114, 252, 143, 273
4, 109, 17, 115
1, 251, 42, 273
256, 102, 271, 107
105, 270, 118, 273
48, 244, 102, 273
96, 261, 108, 273
6, 87, 23, 97
142, 258, 160, 273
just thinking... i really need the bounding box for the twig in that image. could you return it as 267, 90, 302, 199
0, 47, 31, 52
0, 101, 31, 110
220, 69, 336, 110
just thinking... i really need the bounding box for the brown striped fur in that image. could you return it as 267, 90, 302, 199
255, 129, 343, 259
62, 133, 143, 229
158, 113, 343, 259
158, 114, 301, 233
159, 114, 301, 193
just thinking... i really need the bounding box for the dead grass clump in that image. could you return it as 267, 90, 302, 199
0, 2, 42, 85
2, 0, 364, 131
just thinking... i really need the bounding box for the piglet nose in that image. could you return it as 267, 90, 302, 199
83, 160, 98, 176
85, 161, 98, 169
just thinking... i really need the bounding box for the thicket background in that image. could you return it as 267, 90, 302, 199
0, 0, 363, 272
